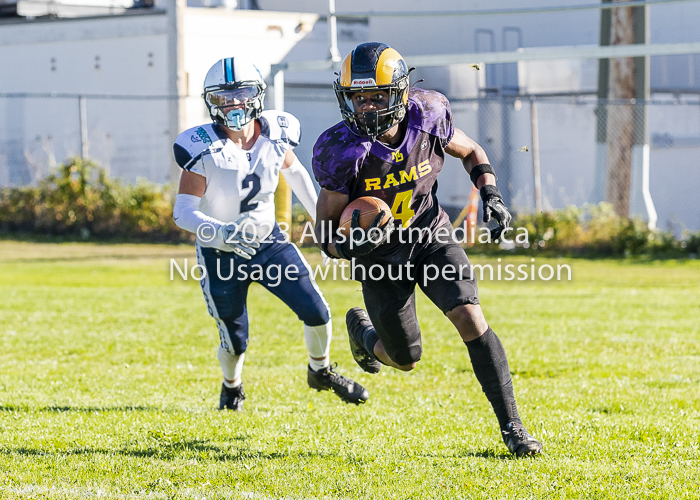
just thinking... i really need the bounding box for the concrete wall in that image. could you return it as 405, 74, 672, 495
2, 1, 699, 230
180, 7, 321, 130
0, 12, 172, 184
256, 0, 700, 94
0, 13, 169, 95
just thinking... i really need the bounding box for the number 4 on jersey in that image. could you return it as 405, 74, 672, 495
391, 189, 415, 228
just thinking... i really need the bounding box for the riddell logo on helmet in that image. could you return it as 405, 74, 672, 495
352, 78, 376, 86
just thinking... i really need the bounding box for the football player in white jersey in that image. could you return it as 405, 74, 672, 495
172, 57, 368, 410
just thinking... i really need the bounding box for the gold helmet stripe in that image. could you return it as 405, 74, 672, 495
375, 47, 404, 85
339, 53, 353, 87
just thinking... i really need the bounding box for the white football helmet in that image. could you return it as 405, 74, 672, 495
203, 57, 266, 131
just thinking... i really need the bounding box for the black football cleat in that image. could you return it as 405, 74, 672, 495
501, 422, 543, 457
346, 307, 382, 374
307, 363, 369, 405
219, 383, 245, 411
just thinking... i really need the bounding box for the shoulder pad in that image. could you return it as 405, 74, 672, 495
312, 122, 371, 195
173, 123, 227, 170
259, 110, 301, 147
407, 88, 454, 144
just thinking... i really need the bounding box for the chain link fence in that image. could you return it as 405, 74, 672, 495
1, 91, 699, 230
0, 93, 184, 186
285, 88, 700, 231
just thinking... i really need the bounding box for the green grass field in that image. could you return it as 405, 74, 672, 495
0, 240, 698, 499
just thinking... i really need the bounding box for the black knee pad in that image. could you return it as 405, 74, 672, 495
391, 345, 423, 366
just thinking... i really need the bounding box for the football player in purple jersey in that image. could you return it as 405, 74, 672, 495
312, 42, 542, 457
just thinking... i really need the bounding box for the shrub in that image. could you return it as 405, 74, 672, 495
0, 158, 191, 242
1, 160, 697, 257
472, 202, 699, 258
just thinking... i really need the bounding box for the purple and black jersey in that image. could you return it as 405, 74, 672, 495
313, 88, 455, 264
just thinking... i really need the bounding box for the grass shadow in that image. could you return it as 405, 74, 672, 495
1, 441, 331, 463
456, 449, 513, 460
0, 233, 191, 246
3, 255, 180, 264
0, 404, 166, 413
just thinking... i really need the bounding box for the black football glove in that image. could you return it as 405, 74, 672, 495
335, 209, 395, 260
480, 185, 512, 240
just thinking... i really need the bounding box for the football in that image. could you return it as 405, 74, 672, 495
338, 196, 392, 237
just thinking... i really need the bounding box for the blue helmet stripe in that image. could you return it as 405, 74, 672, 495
224, 58, 233, 83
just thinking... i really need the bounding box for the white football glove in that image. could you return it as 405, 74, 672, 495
216, 213, 261, 260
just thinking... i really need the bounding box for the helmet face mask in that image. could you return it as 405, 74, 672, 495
334, 42, 410, 139
202, 58, 266, 131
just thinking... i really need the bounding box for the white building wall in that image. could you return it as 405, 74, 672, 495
0, 14, 170, 94
1, 1, 700, 229
180, 7, 321, 130
0, 13, 172, 184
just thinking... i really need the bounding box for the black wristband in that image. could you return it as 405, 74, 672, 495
470, 163, 496, 186
321, 240, 331, 258
480, 184, 503, 201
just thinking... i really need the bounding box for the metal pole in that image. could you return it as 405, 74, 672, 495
530, 98, 542, 213
333, 0, 698, 19
273, 69, 285, 111
79, 95, 89, 159
641, 144, 657, 230
273, 41, 700, 73
594, 0, 612, 204
167, 0, 186, 193
271, 68, 291, 229
635, 2, 655, 227
328, 0, 341, 62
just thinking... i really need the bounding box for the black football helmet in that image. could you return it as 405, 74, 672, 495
333, 42, 411, 139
